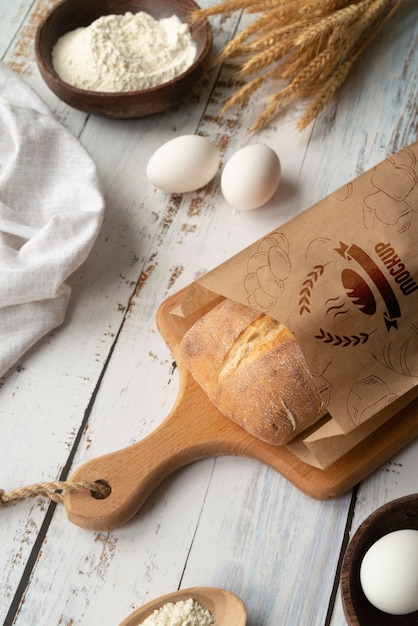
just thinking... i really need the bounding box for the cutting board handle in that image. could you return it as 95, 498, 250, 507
64, 372, 256, 531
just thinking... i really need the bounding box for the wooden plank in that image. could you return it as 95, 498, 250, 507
0, 1, 245, 622
0, 1, 34, 56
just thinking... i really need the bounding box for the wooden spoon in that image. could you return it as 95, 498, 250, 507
118, 587, 247, 625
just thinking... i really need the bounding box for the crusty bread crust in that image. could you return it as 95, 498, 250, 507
179, 298, 325, 445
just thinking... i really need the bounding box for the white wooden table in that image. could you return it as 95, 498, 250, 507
0, 1, 417, 625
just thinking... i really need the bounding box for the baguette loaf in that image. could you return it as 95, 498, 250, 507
179, 298, 325, 445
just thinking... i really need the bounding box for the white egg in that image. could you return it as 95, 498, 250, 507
360, 528, 418, 615
146, 134, 220, 193
221, 143, 281, 210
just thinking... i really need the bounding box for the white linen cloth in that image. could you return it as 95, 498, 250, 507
0, 62, 104, 378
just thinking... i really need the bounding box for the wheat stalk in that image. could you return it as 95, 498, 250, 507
193, 0, 404, 131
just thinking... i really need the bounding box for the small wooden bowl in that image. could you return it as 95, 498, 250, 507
35, 0, 212, 118
340, 494, 418, 626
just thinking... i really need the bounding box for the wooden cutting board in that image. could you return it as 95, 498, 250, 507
64, 287, 418, 531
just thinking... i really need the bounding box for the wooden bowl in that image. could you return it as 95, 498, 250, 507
340, 494, 418, 625
35, 0, 212, 118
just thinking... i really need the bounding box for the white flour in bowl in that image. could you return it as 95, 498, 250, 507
52, 11, 197, 92
141, 598, 215, 625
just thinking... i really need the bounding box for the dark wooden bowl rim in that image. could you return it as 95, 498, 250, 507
341, 494, 418, 626
34, 0, 212, 118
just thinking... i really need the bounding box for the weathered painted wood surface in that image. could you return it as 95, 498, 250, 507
0, 1, 417, 624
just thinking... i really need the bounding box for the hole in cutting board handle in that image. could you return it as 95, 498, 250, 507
91, 479, 111, 500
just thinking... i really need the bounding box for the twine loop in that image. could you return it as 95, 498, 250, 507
0, 480, 110, 507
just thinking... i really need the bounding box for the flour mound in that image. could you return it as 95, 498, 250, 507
52, 12, 197, 92
141, 598, 215, 626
